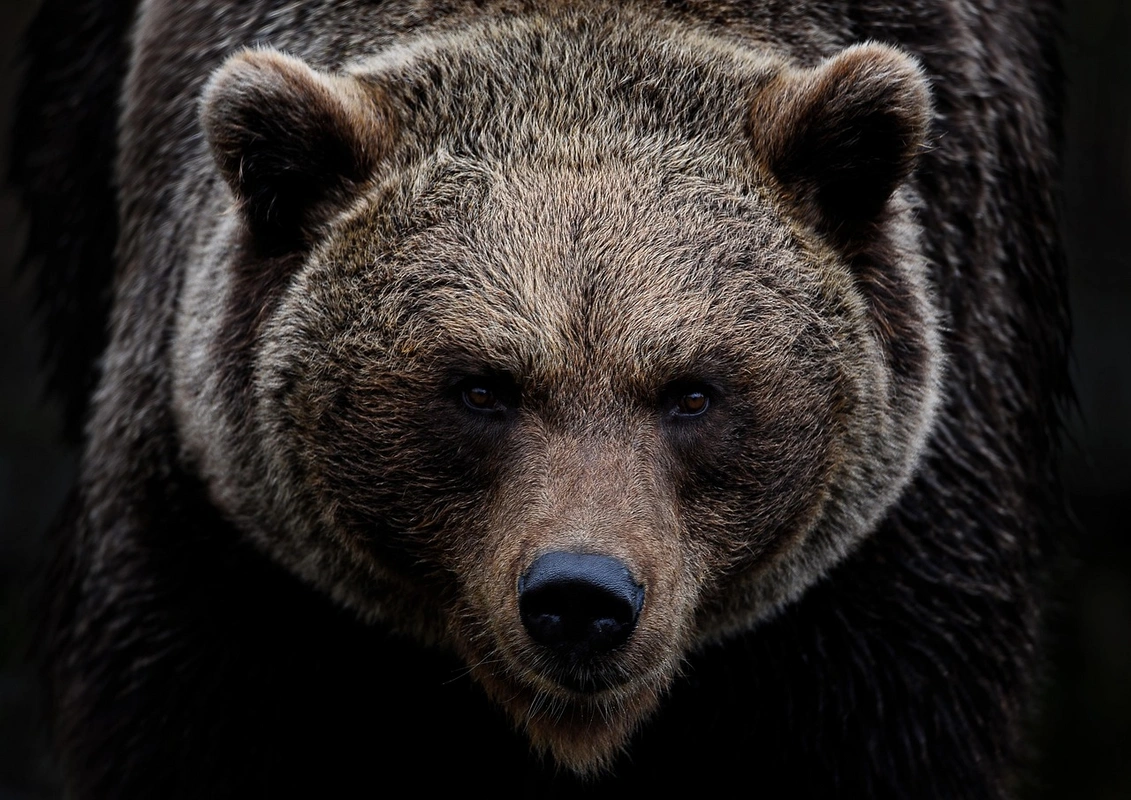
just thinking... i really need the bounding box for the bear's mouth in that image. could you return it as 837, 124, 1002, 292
453, 576, 683, 775
541, 663, 632, 694
510, 645, 643, 696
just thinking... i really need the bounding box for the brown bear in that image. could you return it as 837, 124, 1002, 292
14, 0, 1069, 796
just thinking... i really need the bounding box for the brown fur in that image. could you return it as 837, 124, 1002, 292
21, 0, 1066, 793
173, 12, 941, 771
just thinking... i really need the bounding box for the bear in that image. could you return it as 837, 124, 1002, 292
14, 0, 1069, 796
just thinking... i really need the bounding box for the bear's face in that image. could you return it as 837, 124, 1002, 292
263, 165, 861, 763
180, 16, 940, 773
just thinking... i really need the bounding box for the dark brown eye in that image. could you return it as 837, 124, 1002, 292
456, 374, 518, 415
675, 391, 709, 417
463, 385, 499, 411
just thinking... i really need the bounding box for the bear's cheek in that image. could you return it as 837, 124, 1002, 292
671, 370, 839, 566
270, 354, 502, 578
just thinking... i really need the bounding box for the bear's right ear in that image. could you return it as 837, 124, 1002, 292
201, 49, 389, 252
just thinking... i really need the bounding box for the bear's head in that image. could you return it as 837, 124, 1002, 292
177, 14, 939, 774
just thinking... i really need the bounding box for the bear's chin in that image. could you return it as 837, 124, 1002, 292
473, 664, 672, 776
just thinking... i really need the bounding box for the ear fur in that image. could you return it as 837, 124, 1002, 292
751, 44, 931, 236
201, 49, 389, 251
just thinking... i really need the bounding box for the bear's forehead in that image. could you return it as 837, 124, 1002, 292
355, 11, 784, 164
279, 13, 854, 395
306, 163, 844, 396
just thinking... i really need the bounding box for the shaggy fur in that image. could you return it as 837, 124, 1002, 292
15, 0, 1068, 796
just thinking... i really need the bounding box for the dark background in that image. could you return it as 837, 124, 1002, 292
1, 2, 1128, 797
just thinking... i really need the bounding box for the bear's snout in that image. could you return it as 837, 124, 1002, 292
518, 552, 644, 669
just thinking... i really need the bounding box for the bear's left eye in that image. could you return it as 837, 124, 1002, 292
676, 392, 709, 416
663, 381, 714, 420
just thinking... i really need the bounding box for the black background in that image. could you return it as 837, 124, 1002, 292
1, 2, 1127, 796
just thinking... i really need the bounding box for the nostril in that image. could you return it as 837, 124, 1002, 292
520, 581, 634, 648
519, 552, 644, 657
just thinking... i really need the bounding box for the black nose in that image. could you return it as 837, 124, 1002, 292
519, 552, 644, 659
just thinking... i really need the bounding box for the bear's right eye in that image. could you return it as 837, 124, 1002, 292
463, 385, 500, 411
456, 375, 517, 415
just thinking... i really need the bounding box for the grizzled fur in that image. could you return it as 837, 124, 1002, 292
16, 0, 1068, 796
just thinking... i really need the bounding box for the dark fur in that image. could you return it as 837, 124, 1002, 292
11, 0, 135, 443
15, 0, 1068, 796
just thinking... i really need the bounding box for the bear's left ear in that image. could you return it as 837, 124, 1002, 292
750, 44, 931, 237
201, 48, 390, 252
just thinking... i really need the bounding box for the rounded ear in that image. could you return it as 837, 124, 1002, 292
201, 49, 390, 252
750, 44, 932, 237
